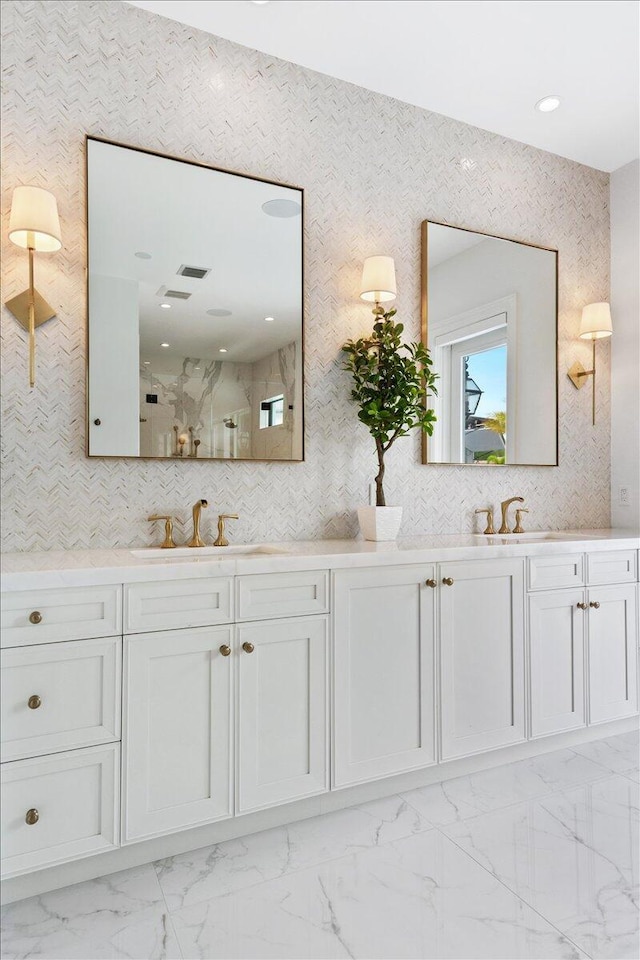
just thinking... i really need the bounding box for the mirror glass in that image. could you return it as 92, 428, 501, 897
87, 138, 303, 460
422, 221, 557, 465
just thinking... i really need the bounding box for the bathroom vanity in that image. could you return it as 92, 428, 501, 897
1, 531, 638, 903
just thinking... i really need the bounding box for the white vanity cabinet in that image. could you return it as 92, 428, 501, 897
122, 626, 233, 842
333, 565, 436, 787
439, 558, 526, 759
237, 617, 329, 813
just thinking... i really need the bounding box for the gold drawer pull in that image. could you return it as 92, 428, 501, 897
442, 577, 454, 586
219, 644, 231, 657
242, 641, 255, 654
29, 611, 43, 624
25, 808, 39, 825
590, 601, 600, 609
28, 695, 42, 710
577, 602, 588, 610
425, 579, 437, 588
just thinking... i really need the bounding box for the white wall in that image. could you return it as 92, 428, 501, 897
610, 160, 640, 529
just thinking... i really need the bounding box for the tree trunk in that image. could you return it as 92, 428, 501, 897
375, 438, 386, 506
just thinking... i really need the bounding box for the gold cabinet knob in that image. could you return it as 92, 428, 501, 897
589, 601, 600, 609
425, 579, 437, 588
29, 611, 42, 624
219, 644, 231, 657
442, 577, 454, 586
242, 641, 255, 654
25, 808, 39, 825
577, 602, 588, 610
28, 695, 42, 710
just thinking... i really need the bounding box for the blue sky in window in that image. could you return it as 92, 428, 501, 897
466, 345, 506, 418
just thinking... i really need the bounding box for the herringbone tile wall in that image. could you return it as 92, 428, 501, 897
0, 0, 610, 553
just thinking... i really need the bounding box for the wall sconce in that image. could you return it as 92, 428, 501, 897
360, 255, 396, 316
567, 301, 613, 425
5, 185, 62, 387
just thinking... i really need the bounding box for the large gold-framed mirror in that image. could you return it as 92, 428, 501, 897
421, 220, 558, 466
86, 137, 304, 461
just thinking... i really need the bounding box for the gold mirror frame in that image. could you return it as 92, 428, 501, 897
84, 135, 306, 463
420, 219, 559, 467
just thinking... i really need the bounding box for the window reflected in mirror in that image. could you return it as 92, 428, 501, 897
422, 221, 557, 466
86, 138, 304, 461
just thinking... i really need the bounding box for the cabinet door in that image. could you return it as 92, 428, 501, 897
440, 558, 525, 759
588, 584, 638, 723
529, 590, 586, 737
333, 566, 436, 787
123, 626, 232, 842
237, 617, 328, 812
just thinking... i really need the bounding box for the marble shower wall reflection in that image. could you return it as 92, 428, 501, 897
139, 341, 301, 460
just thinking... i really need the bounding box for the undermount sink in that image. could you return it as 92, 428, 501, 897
473, 531, 602, 542
130, 545, 285, 559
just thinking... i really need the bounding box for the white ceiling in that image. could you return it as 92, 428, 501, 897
127, 0, 639, 172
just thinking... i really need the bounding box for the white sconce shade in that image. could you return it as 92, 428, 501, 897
8, 185, 62, 252
580, 302, 612, 340
360, 256, 397, 303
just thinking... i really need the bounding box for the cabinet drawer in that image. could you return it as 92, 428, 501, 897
1, 586, 122, 648
587, 550, 637, 585
0, 744, 119, 879
1, 638, 121, 762
124, 577, 233, 633
528, 555, 585, 591
237, 571, 329, 622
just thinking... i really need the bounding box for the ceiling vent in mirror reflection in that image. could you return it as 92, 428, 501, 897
156, 286, 191, 300
206, 308, 232, 317
177, 264, 211, 279
261, 198, 302, 218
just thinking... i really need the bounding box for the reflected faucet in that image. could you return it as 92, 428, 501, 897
188, 499, 208, 547
499, 496, 525, 534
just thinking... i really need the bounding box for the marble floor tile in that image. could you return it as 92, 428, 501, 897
170, 828, 587, 959
572, 730, 640, 776
400, 746, 609, 826
155, 793, 431, 911
445, 774, 639, 959
0, 864, 181, 960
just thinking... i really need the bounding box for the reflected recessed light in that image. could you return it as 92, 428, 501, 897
143, 360, 151, 365
135, 251, 152, 259
251, 1, 270, 5
160, 303, 171, 309
161, 342, 170, 347
194, 366, 200, 370
535, 95, 561, 113
207, 308, 232, 317
262, 199, 301, 218
219, 348, 228, 353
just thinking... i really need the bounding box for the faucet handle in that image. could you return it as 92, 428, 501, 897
513, 508, 529, 535
147, 515, 177, 549
475, 508, 495, 535
214, 514, 239, 548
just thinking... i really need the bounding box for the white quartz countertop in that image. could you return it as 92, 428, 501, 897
1, 530, 638, 591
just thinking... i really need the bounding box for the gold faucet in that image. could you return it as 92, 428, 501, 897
148, 515, 177, 549
499, 496, 525, 534
214, 514, 239, 547
475, 507, 495, 535
188, 499, 208, 547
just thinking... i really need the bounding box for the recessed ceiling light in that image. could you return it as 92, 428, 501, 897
262, 199, 302, 218
161, 342, 170, 348
135, 251, 152, 259
219, 348, 228, 353
160, 303, 171, 309
535, 95, 561, 113
194, 366, 200, 370
143, 360, 151, 365
264, 316, 275, 322
207, 308, 232, 317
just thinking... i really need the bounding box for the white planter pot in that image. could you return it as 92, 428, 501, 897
357, 506, 403, 542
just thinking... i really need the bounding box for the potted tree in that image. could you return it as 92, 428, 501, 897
342, 309, 438, 541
